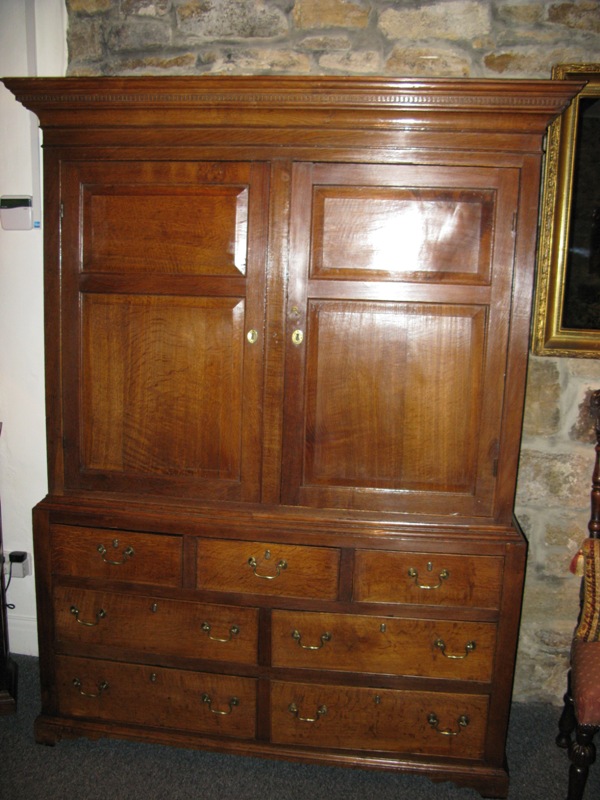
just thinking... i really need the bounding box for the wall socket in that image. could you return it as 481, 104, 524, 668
3, 551, 32, 578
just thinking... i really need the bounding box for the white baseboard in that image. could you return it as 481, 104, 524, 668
7, 613, 38, 656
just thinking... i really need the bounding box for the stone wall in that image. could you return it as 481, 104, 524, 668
515, 356, 600, 702
64, 0, 600, 704
66, 0, 600, 77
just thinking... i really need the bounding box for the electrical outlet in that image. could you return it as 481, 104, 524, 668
3, 551, 32, 578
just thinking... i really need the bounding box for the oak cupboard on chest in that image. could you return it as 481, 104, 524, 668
3, 76, 582, 798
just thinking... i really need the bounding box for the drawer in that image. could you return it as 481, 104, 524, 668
271, 680, 488, 759
354, 550, 503, 609
197, 539, 340, 599
271, 610, 496, 681
51, 525, 182, 587
54, 586, 258, 665
55, 655, 256, 739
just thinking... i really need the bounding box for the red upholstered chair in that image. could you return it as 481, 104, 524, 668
556, 390, 600, 800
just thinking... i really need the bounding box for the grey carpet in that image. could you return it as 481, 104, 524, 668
1, 655, 598, 800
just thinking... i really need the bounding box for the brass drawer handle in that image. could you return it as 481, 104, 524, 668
407, 563, 449, 590
72, 677, 109, 698
247, 551, 287, 580
291, 629, 332, 650
434, 638, 476, 659
288, 702, 327, 723
97, 539, 134, 566
201, 692, 239, 716
70, 605, 106, 627
201, 622, 240, 643
427, 712, 469, 736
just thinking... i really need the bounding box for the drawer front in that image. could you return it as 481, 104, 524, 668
51, 525, 183, 587
55, 655, 256, 739
54, 586, 258, 664
271, 680, 488, 759
354, 550, 503, 609
271, 610, 496, 681
197, 539, 340, 599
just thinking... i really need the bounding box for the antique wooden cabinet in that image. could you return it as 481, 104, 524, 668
3, 77, 581, 797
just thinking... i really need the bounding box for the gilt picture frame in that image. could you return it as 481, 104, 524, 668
532, 63, 600, 358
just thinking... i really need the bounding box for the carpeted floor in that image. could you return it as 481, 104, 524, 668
1, 655, 598, 800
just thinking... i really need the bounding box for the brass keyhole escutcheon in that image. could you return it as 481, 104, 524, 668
292, 329, 303, 345
247, 329, 259, 344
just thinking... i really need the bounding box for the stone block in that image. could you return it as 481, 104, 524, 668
566, 358, 600, 381
121, 0, 172, 15
570, 387, 599, 444
107, 19, 172, 51
110, 53, 199, 74
319, 50, 381, 73
548, 1, 600, 33
68, 18, 105, 63
385, 45, 471, 77
299, 35, 352, 52
483, 47, 579, 76
517, 449, 592, 509
521, 569, 581, 620
176, 0, 288, 39
495, 2, 545, 25
379, 1, 491, 42
513, 622, 572, 703
545, 517, 588, 547
522, 356, 561, 438
213, 48, 312, 73
293, 0, 370, 30
67, 0, 112, 12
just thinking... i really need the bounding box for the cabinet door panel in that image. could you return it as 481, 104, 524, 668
60, 161, 268, 501
282, 162, 518, 516
83, 185, 248, 275
311, 185, 494, 282
81, 294, 244, 480
302, 300, 485, 493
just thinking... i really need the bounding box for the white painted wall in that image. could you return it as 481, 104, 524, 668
0, 0, 67, 655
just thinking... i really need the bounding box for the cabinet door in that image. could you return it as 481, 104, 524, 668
281, 163, 519, 516
59, 161, 268, 501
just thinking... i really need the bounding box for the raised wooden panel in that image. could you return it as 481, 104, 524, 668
303, 300, 486, 492
83, 185, 248, 275
311, 186, 494, 283
81, 293, 244, 479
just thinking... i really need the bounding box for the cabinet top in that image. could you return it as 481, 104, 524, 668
2, 76, 583, 138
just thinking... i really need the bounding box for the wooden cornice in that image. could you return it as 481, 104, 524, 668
2, 76, 584, 138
